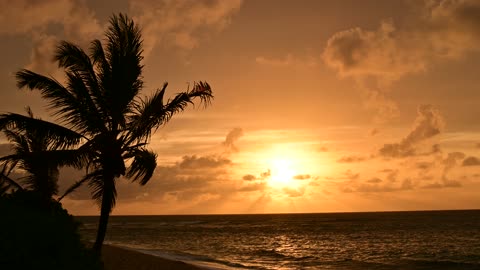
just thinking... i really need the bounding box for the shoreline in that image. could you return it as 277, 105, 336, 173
102, 245, 205, 270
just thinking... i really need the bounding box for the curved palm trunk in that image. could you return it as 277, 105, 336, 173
93, 175, 115, 255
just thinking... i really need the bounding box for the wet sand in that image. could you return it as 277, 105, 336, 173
102, 245, 204, 270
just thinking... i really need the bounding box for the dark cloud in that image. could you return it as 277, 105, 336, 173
337, 155, 367, 163
178, 155, 232, 169
260, 169, 271, 179
416, 161, 433, 170
348, 178, 414, 193
462, 156, 480, 166
241, 169, 271, 183
242, 174, 256, 181
422, 179, 462, 189
367, 177, 382, 183
293, 174, 310, 180
223, 128, 243, 152
379, 105, 444, 158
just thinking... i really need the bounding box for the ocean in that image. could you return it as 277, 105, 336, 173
77, 210, 480, 269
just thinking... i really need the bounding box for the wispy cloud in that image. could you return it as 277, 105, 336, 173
223, 128, 244, 152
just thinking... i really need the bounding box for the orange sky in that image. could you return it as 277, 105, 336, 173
1, 0, 480, 215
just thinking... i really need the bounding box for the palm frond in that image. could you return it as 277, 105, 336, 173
60, 71, 107, 133
16, 70, 103, 135
89, 39, 111, 117
125, 83, 167, 142
88, 170, 117, 212
125, 148, 157, 185
0, 155, 20, 178
126, 81, 213, 143
0, 168, 23, 191
103, 13, 144, 130
2, 130, 30, 154
163, 81, 213, 122
0, 113, 84, 148
36, 149, 91, 170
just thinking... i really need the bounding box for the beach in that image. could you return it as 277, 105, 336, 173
102, 245, 204, 270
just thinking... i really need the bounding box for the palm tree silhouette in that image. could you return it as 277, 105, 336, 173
0, 108, 85, 201
10, 13, 213, 254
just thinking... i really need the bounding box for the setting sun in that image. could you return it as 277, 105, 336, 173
268, 158, 296, 187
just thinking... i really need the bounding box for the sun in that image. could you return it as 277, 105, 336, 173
268, 158, 297, 187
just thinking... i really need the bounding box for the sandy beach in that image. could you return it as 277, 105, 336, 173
102, 245, 204, 270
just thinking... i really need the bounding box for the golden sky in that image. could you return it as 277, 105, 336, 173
1, 0, 480, 215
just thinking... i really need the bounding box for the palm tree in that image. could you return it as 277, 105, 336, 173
10, 13, 213, 254
0, 108, 85, 201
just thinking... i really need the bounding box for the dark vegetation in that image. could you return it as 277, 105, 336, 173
0, 191, 101, 270
0, 13, 212, 268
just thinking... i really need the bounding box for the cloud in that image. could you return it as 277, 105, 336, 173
260, 169, 271, 179
293, 174, 311, 180
223, 128, 244, 152
62, 153, 234, 203
348, 178, 414, 193
323, 0, 480, 121
416, 161, 434, 170
379, 105, 444, 158
367, 177, 382, 183
337, 155, 367, 163
1, 0, 242, 72
242, 174, 256, 181
129, 0, 243, 55
422, 179, 462, 189
442, 152, 465, 176
347, 177, 414, 193
0, 0, 102, 73
178, 155, 232, 169
239, 182, 266, 192
323, 22, 422, 81
462, 156, 480, 166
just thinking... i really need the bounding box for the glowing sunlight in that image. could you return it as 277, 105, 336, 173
268, 158, 297, 187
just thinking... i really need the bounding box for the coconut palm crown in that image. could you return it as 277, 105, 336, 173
5, 13, 213, 253
0, 108, 85, 200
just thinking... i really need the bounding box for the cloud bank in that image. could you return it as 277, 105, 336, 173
323, 0, 480, 121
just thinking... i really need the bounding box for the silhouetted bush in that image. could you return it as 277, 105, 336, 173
0, 191, 101, 270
